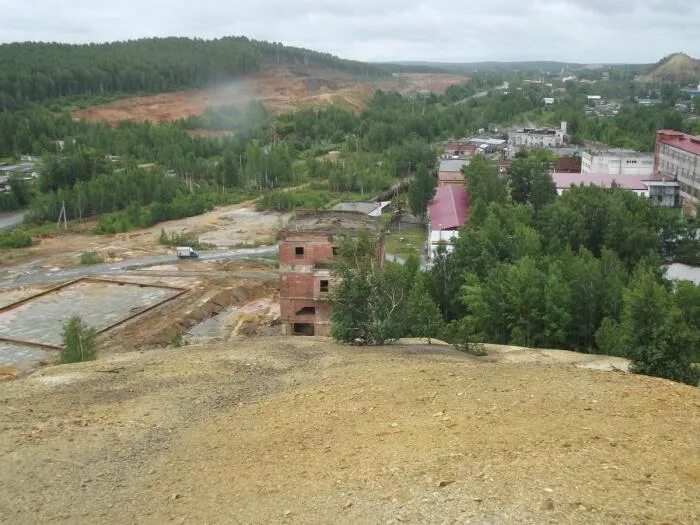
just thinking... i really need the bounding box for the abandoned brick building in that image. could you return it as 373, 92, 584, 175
278, 210, 384, 336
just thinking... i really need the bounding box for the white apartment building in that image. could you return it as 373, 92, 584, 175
581, 149, 653, 176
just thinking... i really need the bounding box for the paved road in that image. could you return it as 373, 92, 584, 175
0, 245, 278, 290
0, 211, 25, 230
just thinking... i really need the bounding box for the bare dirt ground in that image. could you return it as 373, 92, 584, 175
73, 65, 469, 124
385, 72, 472, 94
0, 337, 698, 524
0, 200, 286, 274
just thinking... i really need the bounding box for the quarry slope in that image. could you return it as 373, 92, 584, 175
1, 337, 698, 524
72, 65, 469, 124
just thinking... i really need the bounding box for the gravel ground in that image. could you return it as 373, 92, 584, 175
0, 337, 698, 524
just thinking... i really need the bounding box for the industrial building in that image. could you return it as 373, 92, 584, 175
552, 173, 651, 197
581, 149, 653, 176
654, 130, 700, 215
278, 211, 384, 336
510, 122, 567, 149
442, 141, 476, 159
552, 172, 679, 207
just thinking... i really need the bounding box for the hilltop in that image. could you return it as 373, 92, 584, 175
637, 52, 700, 83
0, 37, 468, 123
0, 36, 466, 112
1, 337, 698, 524
0, 37, 386, 106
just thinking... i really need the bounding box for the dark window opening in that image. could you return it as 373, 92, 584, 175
332, 246, 338, 256
296, 306, 316, 315
295, 246, 304, 257
320, 280, 329, 293
293, 323, 315, 336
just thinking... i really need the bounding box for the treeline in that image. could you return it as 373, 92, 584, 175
557, 105, 684, 151
28, 168, 184, 222
0, 37, 386, 106
332, 158, 699, 385
528, 81, 687, 151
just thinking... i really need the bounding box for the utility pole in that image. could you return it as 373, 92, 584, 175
57, 200, 67, 230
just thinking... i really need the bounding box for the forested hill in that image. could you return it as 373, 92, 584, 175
0, 37, 387, 106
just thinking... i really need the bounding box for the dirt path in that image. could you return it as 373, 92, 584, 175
1, 338, 697, 524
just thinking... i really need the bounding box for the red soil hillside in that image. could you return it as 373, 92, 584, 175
72, 65, 469, 124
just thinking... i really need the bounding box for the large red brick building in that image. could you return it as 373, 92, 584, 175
278, 211, 383, 336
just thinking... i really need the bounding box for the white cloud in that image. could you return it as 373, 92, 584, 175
0, 0, 697, 63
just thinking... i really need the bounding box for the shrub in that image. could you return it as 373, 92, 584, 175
60, 315, 97, 363
158, 229, 212, 249
0, 231, 32, 248
169, 332, 184, 347
79, 251, 104, 265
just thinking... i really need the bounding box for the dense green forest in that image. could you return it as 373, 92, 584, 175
1, 72, 695, 221
0, 86, 544, 219
0, 37, 386, 107
331, 159, 699, 385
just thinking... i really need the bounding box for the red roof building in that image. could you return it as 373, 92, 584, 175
428, 184, 469, 231
655, 130, 700, 156
443, 142, 477, 157
654, 130, 700, 215
554, 156, 582, 173
552, 173, 649, 193
427, 185, 469, 261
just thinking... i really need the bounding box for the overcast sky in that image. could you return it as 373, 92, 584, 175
1, 0, 698, 64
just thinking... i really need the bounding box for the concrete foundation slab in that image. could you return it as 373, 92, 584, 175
0, 278, 186, 349
0, 342, 53, 369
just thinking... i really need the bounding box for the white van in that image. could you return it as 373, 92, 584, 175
176, 246, 199, 258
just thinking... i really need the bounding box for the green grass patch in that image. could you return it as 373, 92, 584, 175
0, 230, 32, 249
384, 225, 426, 258
158, 229, 214, 250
